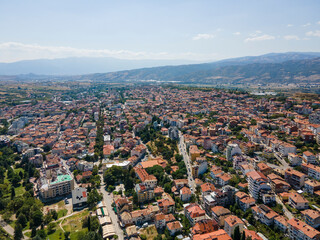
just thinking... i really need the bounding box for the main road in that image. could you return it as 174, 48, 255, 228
99, 173, 124, 240
275, 195, 294, 220
178, 131, 196, 194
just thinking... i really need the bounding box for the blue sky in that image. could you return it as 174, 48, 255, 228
0, 0, 320, 62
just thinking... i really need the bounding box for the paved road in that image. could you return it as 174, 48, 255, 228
0, 216, 27, 239
276, 196, 294, 220
99, 174, 124, 239
178, 131, 196, 193
273, 152, 290, 170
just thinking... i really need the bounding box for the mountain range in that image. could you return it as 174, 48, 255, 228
82, 52, 320, 85
0, 57, 198, 75
1, 52, 320, 85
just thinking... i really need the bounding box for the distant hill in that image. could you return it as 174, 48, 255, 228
1, 52, 320, 85
1, 52, 320, 76
83, 53, 320, 85
0, 57, 198, 75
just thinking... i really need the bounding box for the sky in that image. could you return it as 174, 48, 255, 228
0, 0, 320, 62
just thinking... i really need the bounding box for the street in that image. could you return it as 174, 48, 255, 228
178, 131, 196, 194
276, 195, 294, 220
99, 173, 124, 239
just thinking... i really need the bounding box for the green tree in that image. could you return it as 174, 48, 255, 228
31, 227, 37, 237
92, 165, 98, 176
233, 226, 241, 240
51, 209, 58, 220
35, 229, 46, 239
64, 231, 70, 240
44, 212, 53, 225
87, 189, 102, 209
164, 183, 172, 193
11, 186, 15, 200
31, 209, 43, 227
17, 213, 27, 228
14, 223, 23, 240
47, 222, 56, 234
241, 230, 246, 240
90, 216, 100, 232
133, 192, 138, 206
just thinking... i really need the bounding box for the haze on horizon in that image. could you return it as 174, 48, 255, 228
1, 0, 320, 63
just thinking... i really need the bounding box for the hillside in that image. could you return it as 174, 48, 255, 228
85, 56, 320, 85
1, 52, 320, 85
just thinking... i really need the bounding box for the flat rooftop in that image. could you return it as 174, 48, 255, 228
51, 174, 72, 185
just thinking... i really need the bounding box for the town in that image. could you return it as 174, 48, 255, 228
1, 84, 320, 240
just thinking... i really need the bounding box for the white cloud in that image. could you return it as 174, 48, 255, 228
302, 23, 311, 27
287, 24, 293, 27
192, 33, 215, 40
0, 41, 219, 62
233, 32, 241, 35
306, 30, 320, 37
283, 35, 300, 40
317, 21, 320, 25
244, 34, 275, 42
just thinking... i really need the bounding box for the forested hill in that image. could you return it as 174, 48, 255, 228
86, 57, 320, 85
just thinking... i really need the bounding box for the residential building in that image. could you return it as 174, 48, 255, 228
288, 153, 303, 166
289, 193, 309, 210
235, 191, 256, 211
305, 180, 320, 194
191, 219, 219, 236
168, 126, 179, 140
216, 173, 232, 186
39, 172, 75, 200
192, 157, 208, 177
257, 162, 272, 176
278, 142, 296, 157
157, 193, 175, 214
303, 151, 318, 165
267, 173, 291, 193
302, 209, 320, 229
154, 213, 166, 229
246, 171, 271, 200
211, 206, 231, 227
285, 168, 306, 189
180, 186, 192, 202
184, 203, 206, 226
251, 204, 278, 226
288, 218, 320, 240
274, 215, 288, 233
114, 196, 133, 214
166, 221, 183, 236
224, 215, 244, 237
189, 145, 201, 161
135, 183, 154, 203
226, 143, 242, 161
302, 163, 320, 180
243, 229, 263, 240
193, 229, 232, 240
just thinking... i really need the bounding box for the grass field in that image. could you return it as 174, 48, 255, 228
25, 210, 90, 240
58, 209, 68, 219
139, 225, 159, 240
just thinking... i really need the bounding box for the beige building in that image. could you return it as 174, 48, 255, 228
39, 174, 74, 199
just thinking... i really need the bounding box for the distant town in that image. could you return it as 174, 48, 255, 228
1, 83, 320, 240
